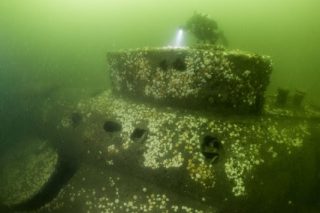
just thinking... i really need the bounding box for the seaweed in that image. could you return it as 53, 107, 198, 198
185, 12, 228, 46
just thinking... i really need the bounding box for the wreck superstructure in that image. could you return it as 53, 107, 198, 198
1, 46, 320, 213
107, 46, 272, 113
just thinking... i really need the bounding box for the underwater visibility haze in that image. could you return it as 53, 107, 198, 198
1, 0, 320, 212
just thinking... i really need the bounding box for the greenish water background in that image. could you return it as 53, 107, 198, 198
0, 0, 319, 142
1, 0, 320, 97
0, 1, 320, 212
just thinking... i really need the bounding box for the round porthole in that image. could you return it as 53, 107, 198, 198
103, 120, 122, 133
200, 135, 222, 163
130, 128, 148, 142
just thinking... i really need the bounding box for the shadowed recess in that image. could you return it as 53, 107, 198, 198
130, 127, 148, 142
201, 135, 222, 162
103, 120, 122, 132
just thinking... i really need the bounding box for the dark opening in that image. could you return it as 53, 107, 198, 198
103, 120, 122, 132
172, 57, 186, 71
130, 128, 148, 142
201, 135, 221, 162
159, 59, 168, 71
71, 112, 82, 127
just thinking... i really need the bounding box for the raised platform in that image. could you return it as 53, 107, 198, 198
107, 45, 272, 113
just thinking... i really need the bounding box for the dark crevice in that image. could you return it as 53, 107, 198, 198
103, 120, 122, 132
201, 135, 221, 163
130, 128, 148, 142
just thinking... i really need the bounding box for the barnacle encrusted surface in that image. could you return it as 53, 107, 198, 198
0, 139, 58, 206
107, 46, 272, 113
60, 91, 310, 197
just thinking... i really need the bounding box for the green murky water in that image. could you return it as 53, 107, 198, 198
1, 1, 320, 212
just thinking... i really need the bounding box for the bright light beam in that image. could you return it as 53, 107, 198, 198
172, 28, 185, 48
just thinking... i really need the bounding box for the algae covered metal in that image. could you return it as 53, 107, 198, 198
0, 139, 58, 207
2, 46, 319, 213
39, 46, 318, 212
107, 45, 272, 113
